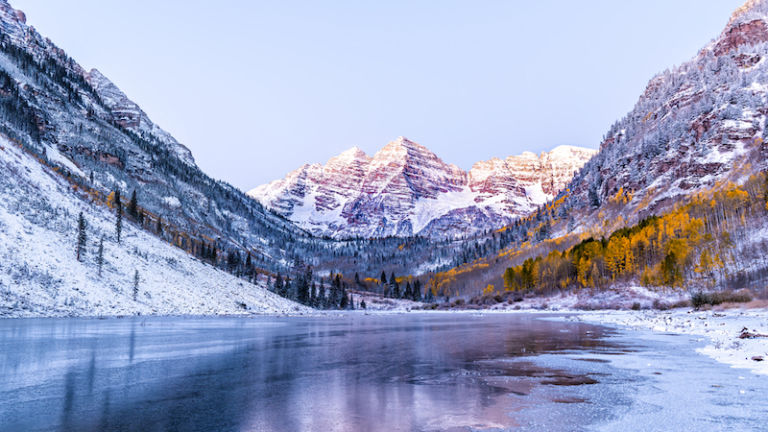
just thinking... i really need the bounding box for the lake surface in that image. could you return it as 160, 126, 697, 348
0, 313, 766, 431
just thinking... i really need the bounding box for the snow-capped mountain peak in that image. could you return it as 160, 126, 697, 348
249, 139, 596, 239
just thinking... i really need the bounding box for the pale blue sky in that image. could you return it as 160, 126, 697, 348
12, 0, 744, 189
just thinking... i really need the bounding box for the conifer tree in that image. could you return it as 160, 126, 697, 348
413, 280, 422, 301
97, 237, 104, 277
127, 190, 138, 218
76, 212, 87, 262
274, 274, 283, 294
133, 270, 140, 301
319, 279, 327, 308
297, 271, 310, 305
115, 190, 123, 244
380, 271, 387, 285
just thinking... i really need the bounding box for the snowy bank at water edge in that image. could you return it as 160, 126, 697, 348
569, 308, 768, 376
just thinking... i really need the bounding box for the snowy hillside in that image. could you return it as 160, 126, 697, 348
0, 136, 308, 317
561, 0, 768, 230
249, 137, 595, 239
0, 0, 327, 279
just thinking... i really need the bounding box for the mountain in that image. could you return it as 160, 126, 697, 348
0, 0, 320, 268
425, 0, 768, 299
0, 0, 342, 314
249, 137, 596, 239
560, 0, 768, 230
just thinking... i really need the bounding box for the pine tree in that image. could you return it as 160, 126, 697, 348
319, 279, 327, 309
97, 237, 104, 277
127, 190, 138, 219
380, 271, 387, 285
76, 212, 87, 262
413, 280, 422, 301
297, 271, 310, 305
133, 270, 140, 301
354, 272, 360, 286
274, 274, 283, 294
361, 299, 367, 309
340, 292, 348, 309
115, 190, 123, 244
156, 217, 163, 235
332, 274, 342, 306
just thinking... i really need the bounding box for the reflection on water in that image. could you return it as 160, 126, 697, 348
0, 314, 618, 432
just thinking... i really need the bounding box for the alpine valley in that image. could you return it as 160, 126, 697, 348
1, 0, 768, 319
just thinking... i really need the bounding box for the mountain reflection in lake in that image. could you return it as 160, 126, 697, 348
0, 314, 623, 431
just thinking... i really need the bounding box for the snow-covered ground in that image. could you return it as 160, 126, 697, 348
570, 307, 768, 376
348, 289, 424, 312
0, 137, 308, 318
485, 285, 691, 312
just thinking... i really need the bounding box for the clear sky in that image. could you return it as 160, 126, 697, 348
11, 0, 745, 190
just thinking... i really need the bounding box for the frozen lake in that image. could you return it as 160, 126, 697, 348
0, 314, 765, 431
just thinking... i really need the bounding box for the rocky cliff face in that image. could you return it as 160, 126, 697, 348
86, 69, 195, 165
249, 137, 596, 238
559, 0, 768, 228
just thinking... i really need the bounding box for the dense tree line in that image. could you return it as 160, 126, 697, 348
502, 174, 768, 294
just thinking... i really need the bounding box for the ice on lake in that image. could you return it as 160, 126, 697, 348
0, 314, 765, 431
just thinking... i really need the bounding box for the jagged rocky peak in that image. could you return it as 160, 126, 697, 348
0, 0, 24, 24
0, 1, 26, 38
249, 138, 595, 239
714, 0, 768, 57
87, 69, 142, 128
330, 146, 370, 163
729, 0, 768, 26
86, 68, 195, 165
470, 146, 597, 197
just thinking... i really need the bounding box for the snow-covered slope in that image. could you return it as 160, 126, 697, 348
249, 137, 596, 239
0, 136, 307, 317
0, 0, 327, 277
562, 0, 768, 226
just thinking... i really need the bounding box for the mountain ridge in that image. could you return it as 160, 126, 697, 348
249, 137, 596, 239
